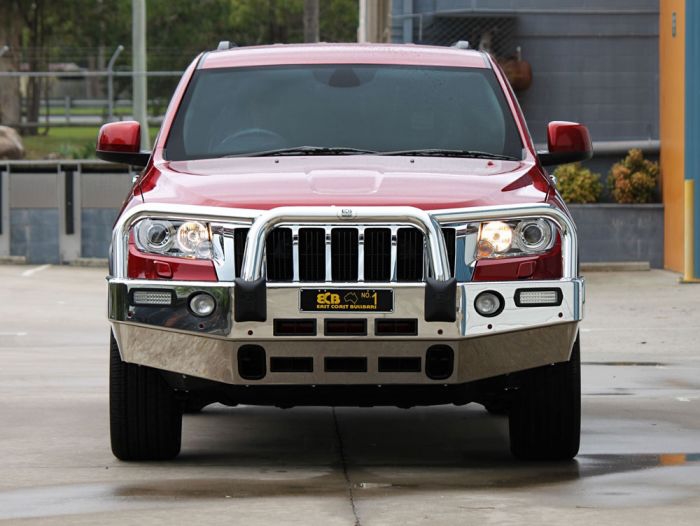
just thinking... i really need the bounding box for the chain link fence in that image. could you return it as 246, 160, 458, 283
393, 12, 518, 56
418, 15, 517, 57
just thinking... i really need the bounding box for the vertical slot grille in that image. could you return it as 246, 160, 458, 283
364, 228, 391, 281
266, 228, 293, 281
234, 228, 249, 278
331, 228, 358, 281
397, 227, 424, 282
441, 228, 456, 277
231, 224, 455, 283
299, 228, 325, 281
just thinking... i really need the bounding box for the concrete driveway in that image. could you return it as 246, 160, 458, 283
0, 265, 699, 525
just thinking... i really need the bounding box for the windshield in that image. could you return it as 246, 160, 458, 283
165, 64, 523, 160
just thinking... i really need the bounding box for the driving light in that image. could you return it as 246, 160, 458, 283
189, 292, 216, 317
177, 221, 210, 255
474, 291, 504, 317
132, 290, 173, 306
515, 288, 562, 307
479, 221, 513, 254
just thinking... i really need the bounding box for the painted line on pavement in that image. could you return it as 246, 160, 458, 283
20, 265, 51, 278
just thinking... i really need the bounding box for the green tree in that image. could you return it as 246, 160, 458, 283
5, 0, 359, 129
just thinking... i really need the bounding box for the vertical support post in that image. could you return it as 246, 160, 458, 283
303, 0, 320, 43
57, 164, 82, 263
132, 0, 149, 150
358, 0, 367, 42
107, 45, 124, 122
402, 0, 413, 43
684, 180, 696, 281
684, 0, 700, 281
64, 96, 70, 125
64, 169, 74, 235
0, 164, 9, 257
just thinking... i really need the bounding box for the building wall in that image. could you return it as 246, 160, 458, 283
660, 0, 685, 272
391, 0, 659, 145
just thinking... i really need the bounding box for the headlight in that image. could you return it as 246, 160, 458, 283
134, 219, 212, 259
476, 219, 555, 259
478, 221, 513, 257
177, 221, 211, 256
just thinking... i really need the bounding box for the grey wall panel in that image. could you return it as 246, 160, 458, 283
81, 208, 119, 258
10, 209, 60, 264
81, 174, 134, 209
9, 174, 58, 209
569, 204, 663, 268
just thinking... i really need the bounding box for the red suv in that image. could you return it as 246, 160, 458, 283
98, 43, 591, 461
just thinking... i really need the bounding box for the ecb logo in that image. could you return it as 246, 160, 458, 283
317, 292, 341, 305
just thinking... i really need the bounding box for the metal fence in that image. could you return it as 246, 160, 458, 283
0, 69, 182, 128
0, 160, 135, 264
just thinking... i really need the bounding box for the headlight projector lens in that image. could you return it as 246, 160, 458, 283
474, 291, 504, 317
515, 219, 553, 252
189, 293, 216, 317
137, 219, 174, 252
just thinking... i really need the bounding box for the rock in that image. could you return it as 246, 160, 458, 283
0, 125, 24, 159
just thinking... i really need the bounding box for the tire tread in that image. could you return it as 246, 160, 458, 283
509, 334, 581, 460
110, 332, 182, 460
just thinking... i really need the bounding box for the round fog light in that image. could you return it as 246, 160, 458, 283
474, 291, 504, 317
189, 293, 216, 317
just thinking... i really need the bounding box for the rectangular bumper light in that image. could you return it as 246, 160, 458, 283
132, 290, 173, 306
515, 288, 562, 307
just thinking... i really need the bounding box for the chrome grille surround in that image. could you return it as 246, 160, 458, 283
212, 223, 452, 284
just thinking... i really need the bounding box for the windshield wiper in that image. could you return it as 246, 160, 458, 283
380, 149, 519, 160
228, 146, 379, 157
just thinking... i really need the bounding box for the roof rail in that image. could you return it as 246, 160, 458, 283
216, 41, 237, 51
450, 40, 470, 50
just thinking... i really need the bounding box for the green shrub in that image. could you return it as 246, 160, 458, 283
57, 141, 96, 160
608, 149, 659, 204
552, 162, 602, 203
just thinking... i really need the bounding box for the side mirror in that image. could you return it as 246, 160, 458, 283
96, 121, 150, 167
538, 121, 592, 166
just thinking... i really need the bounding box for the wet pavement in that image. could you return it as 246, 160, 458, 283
0, 265, 699, 525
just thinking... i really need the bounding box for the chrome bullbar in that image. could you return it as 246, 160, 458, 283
111, 202, 578, 280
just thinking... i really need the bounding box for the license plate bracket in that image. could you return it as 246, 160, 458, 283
299, 288, 394, 313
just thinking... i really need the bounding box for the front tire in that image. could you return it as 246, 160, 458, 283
110, 332, 182, 460
508, 334, 581, 461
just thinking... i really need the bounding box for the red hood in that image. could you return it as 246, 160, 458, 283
139, 156, 550, 211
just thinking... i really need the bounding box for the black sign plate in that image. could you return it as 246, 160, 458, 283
300, 289, 393, 313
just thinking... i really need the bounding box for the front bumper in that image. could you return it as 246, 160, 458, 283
109, 278, 583, 385
108, 202, 583, 386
